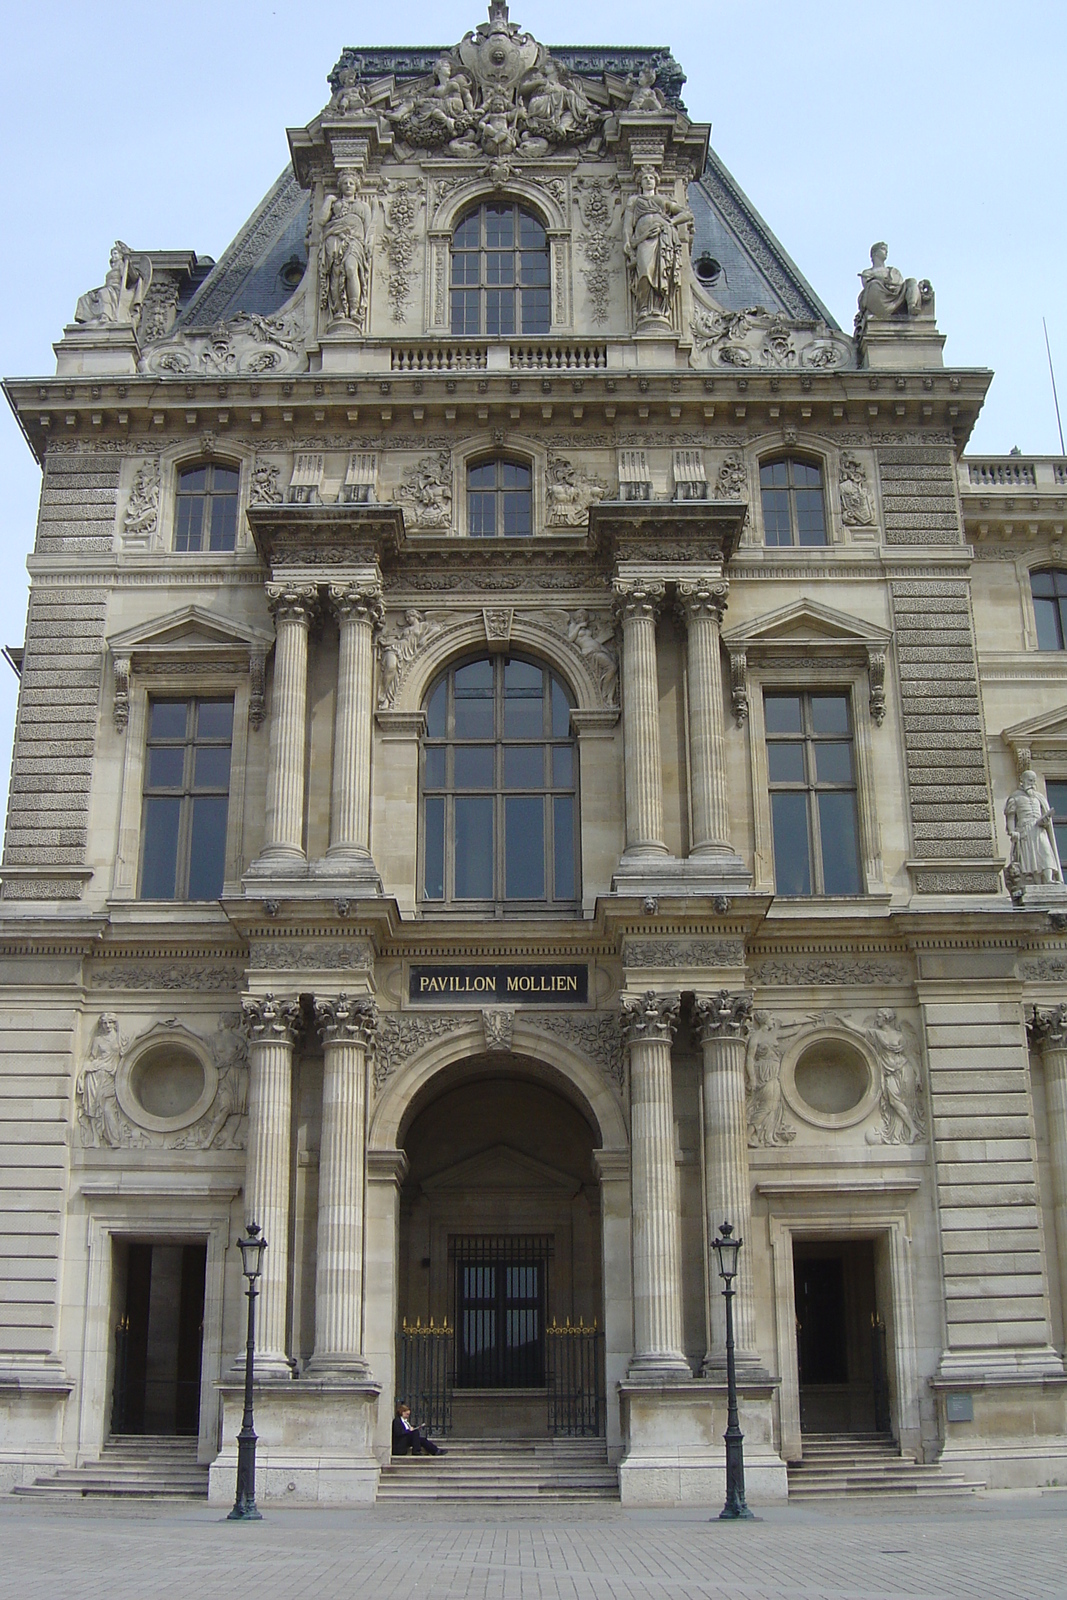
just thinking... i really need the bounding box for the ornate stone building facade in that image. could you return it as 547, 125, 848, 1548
2, 4, 1067, 1504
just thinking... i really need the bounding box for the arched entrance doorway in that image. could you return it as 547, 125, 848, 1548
397, 1054, 603, 1438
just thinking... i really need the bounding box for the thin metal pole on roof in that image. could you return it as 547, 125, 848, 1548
1044, 317, 1066, 457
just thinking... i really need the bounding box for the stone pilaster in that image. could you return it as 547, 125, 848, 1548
622, 991, 690, 1379
613, 580, 668, 859
307, 995, 378, 1379
1029, 1004, 1067, 1329
321, 581, 383, 881
677, 578, 731, 856
254, 583, 317, 870
240, 994, 301, 1377
694, 990, 762, 1375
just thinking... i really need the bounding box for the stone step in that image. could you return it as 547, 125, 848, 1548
13, 1435, 208, 1500
377, 1438, 619, 1502
786, 1432, 983, 1498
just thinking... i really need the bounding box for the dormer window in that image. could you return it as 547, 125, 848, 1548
759, 457, 827, 547
468, 459, 532, 537
451, 203, 550, 338
175, 463, 239, 552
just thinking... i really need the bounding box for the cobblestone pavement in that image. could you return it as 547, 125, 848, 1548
3, 1493, 1066, 1600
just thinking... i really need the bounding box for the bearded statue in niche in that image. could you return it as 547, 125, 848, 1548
623, 170, 694, 329
319, 172, 377, 330
1005, 769, 1064, 893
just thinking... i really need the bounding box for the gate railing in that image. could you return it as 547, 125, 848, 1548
546, 1318, 605, 1437
397, 1317, 454, 1437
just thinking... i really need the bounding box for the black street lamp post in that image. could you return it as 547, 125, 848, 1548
711, 1221, 754, 1521
228, 1222, 268, 1522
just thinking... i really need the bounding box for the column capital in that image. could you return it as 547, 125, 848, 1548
612, 577, 666, 624
694, 989, 753, 1044
622, 989, 680, 1045
677, 576, 729, 626
327, 580, 384, 628
1028, 1003, 1067, 1049
241, 993, 302, 1045
265, 581, 319, 626
315, 992, 379, 1047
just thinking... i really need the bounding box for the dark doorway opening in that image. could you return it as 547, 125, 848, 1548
793, 1238, 890, 1436
111, 1241, 206, 1435
453, 1235, 548, 1388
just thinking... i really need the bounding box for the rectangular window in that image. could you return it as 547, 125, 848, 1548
765, 691, 862, 896
1046, 780, 1067, 867
140, 698, 233, 900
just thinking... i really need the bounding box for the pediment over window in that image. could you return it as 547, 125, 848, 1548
107, 606, 274, 731
420, 1143, 580, 1196
721, 598, 891, 727
1002, 704, 1067, 771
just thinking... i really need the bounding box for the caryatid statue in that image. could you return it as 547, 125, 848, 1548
319, 171, 377, 330
1005, 768, 1064, 889
623, 169, 694, 329
75, 241, 152, 328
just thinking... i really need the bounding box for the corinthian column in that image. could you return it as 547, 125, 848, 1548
258, 583, 317, 868
695, 991, 761, 1375
678, 578, 731, 856
307, 995, 378, 1378
622, 991, 690, 1378
613, 580, 668, 858
323, 581, 383, 873
1029, 1004, 1067, 1319
240, 994, 301, 1377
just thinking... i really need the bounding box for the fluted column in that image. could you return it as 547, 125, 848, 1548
325, 581, 383, 867
613, 580, 668, 858
240, 994, 301, 1377
307, 994, 378, 1378
1029, 1004, 1067, 1321
678, 578, 731, 856
622, 991, 690, 1378
695, 991, 761, 1374
260, 583, 317, 866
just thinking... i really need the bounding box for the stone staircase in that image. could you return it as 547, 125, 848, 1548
13, 1435, 208, 1500
376, 1437, 619, 1503
787, 1432, 985, 1498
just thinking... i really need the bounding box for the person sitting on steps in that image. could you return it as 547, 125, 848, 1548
391, 1401, 447, 1457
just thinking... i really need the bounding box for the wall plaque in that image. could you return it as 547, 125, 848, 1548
409, 963, 588, 1005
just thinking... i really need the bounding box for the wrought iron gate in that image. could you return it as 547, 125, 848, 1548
546, 1318, 605, 1436
396, 1318, 454, 1436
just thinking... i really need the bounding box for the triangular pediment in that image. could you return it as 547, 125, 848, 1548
108, 606, 273, 658
721, 598, 891, 653
421, 1143, 579, 1196
1002, 704, 1067, 759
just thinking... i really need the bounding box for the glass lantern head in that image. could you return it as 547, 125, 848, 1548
237, 1222, 268, 1282
711, 1221, 742, 1282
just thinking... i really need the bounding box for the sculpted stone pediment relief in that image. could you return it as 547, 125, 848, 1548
721, 598, 892, 727
421, 1143, 579, 1195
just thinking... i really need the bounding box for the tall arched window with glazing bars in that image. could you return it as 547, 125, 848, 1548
450, 202, 551, 339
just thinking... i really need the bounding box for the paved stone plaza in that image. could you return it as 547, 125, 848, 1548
1, 1496, 1066, 1600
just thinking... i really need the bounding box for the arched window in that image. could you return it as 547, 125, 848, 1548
450, 202, 550, 338
759, 457, 827, 547
467, 458, 532, 537
1031, 569, 1067, 650
421, 656, 578, 908
175, 462, 239, 552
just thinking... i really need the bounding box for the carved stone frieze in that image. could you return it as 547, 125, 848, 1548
752, 956, 907, 987
528, 1011, 625, 1091
92, 961, 245, 991
375, 1012, 462, 1088
249, 939, 374, 971
376, 609, 447, 709
1022, 957, 1067, 982
625, 938, 744, 968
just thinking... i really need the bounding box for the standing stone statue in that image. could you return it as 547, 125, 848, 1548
1005, 769, 1064, 888
864, 1009, 924, 1146
319, 172, 377, 330
623, 170, 694, 328
75, 241, 152, 328
77, 1014, 126, 1148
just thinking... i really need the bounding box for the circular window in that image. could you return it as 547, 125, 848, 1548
694, 254, 722, 287
130, 1046, 206, 1119
793, 1040, 868, 1114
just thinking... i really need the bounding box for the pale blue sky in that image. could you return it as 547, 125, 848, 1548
0, 0, 1063, 823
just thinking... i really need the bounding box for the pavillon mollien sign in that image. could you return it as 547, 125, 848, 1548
408, 963, 588, 1005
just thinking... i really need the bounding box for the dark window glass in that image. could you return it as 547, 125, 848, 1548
1047, 780, 1067, 869
175, 462, 239, 552
759, 458, 828, 547
450, 203, 551, 338
467, 458, 532, 539
765, 691, 862, 896
1031, 569, 1067, 651
140, 698, 233, 900
420, 656, 578, 909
